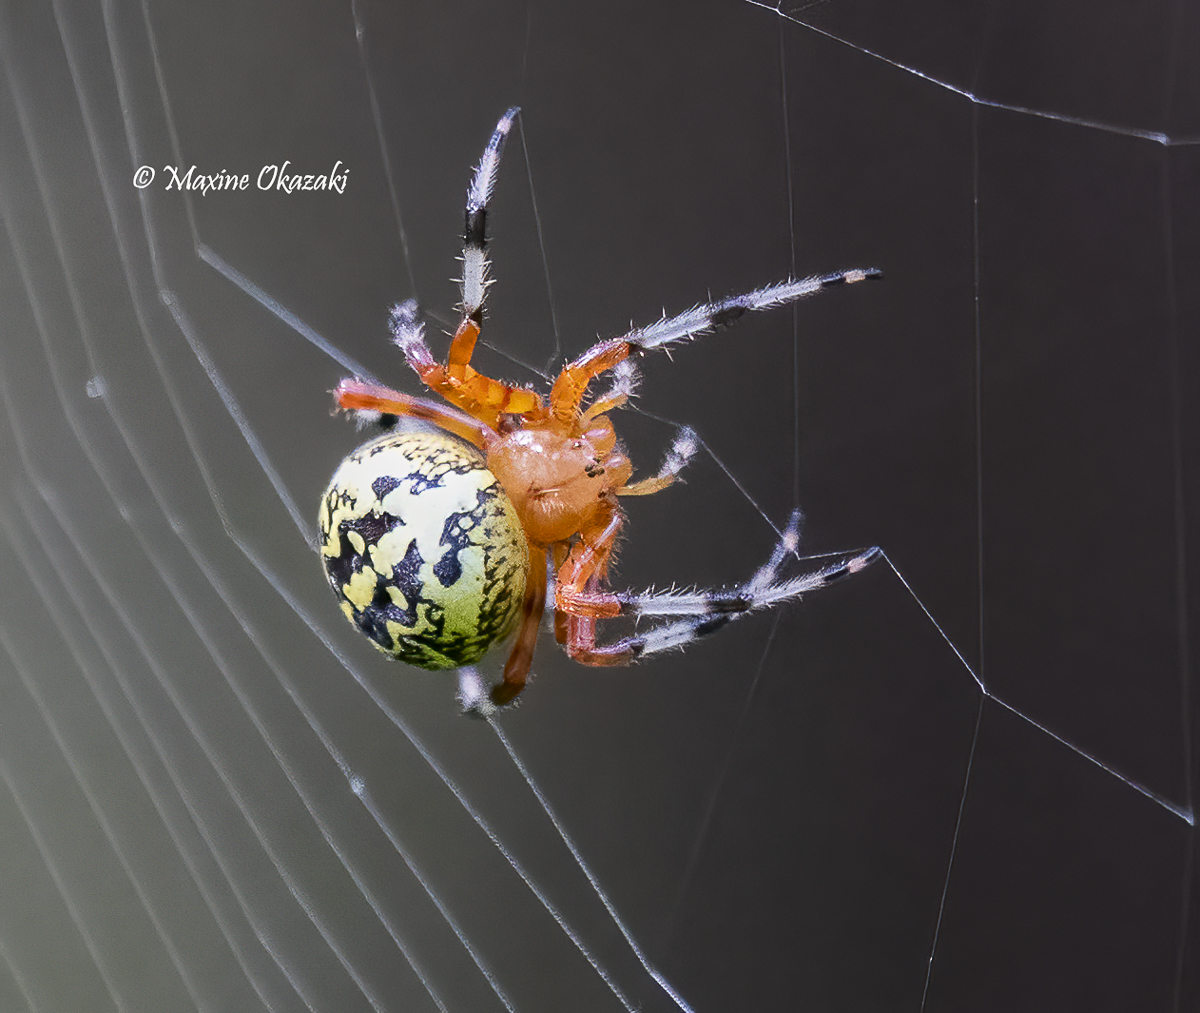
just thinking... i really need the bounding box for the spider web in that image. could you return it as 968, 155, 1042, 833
0, 0, 1194, 1010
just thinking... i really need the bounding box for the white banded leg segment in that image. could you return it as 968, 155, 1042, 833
467, 106, 519, 215
621, 269, 882, 354
656, 425, 698, 481
461, 106, 520, 319
744, 507, 803, 598
619, 425, 698, 497
603, 514, 879, 659
459, 248, 491, 322
388, 299, 438, 376
583, 358, 641, 420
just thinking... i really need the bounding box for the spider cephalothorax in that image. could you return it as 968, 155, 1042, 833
319, 107, 880, 710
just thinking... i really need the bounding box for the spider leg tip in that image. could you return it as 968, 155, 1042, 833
825, 547, 882, 582
457, 668, 498, 718
850, 546, 883, 571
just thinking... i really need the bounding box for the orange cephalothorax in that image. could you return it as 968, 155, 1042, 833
487, 417, 632, 546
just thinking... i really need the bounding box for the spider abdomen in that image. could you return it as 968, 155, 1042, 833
319, 428, 529, 669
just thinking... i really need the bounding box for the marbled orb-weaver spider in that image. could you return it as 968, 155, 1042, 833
319, 107, 881, 711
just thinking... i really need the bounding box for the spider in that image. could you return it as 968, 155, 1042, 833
319, 107, 881, 711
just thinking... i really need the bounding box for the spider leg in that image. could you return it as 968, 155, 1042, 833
386, 300, 541, 427
618, 425, 697, 497
490, 543, 548, 706
548, 268, 881, 424
580, 358, 639, 422
550, 500, 635, 665
621, 270, 881, 353
333, 376, 494, 450
563, 583, 630, 666
549, 338, 634, 424
555, 499, 623, 620
550, 542, 571, 645
462, 106, 519, 322
560, 509, 880, 665
384, 110, 544, 428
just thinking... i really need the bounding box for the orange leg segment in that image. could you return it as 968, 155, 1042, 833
550, 543, 571, 645
397, 316, 543, 429
491, 544, 548, 706
555, 502, 623, 619
552, 501, 659, 666
618, 473, 679, 497
564, 607, 638, 667
447, 318, 482, 373
334, 379, 494, 450
549, 339, 632, 426
444, 318, 543, 422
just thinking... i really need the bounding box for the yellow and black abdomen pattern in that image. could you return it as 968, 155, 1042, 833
318, 429, 528, 670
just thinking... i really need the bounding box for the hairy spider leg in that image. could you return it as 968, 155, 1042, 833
546, 268, 881, 431
462, 106, 519, 321
387, 301, 542, 431
378, 108, 543, 431
556, 500, 624, 619
616, 269, 882, 354
333, 377, 494, 450
619, 425, 698, 497
559, 509, 880, 665
549, 339, 634, 426
554, 502, 636, 667
492, 485, 627, 702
